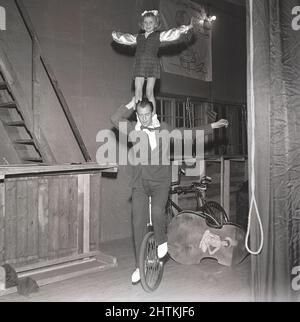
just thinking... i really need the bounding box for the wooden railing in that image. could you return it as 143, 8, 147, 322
14, 0, 92, 162
0, 163, 118, 295
0, 163, 117, 265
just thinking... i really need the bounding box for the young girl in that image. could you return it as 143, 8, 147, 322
112, 10, 194, 117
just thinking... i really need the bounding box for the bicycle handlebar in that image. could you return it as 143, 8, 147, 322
170, 164, 213, 197
171, 165, 213, 186
170, 186, 194, 195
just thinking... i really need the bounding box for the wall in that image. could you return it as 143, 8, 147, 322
23, 0, 139, 241
0, 0, 85, 164
1, 0, 246, 242
138, 0, 247, 103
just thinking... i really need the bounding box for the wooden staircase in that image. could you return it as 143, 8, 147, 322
0, 70, 44, 164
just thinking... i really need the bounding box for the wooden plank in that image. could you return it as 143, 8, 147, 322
0, 266, 5, 290
0, 182, 5, 264
90, 174, 101, 250
16, 180, 28, 260
0, 163, 118, 177
38, 178, 49, 259
244, 159, 249, 181
48, 177, 60, 256
14, 251, 102, 273
77, 175, 84, 253
27, 179, 39, 259
5, 180, 17, 261
15, 0, 37, 38
68, 176, 78, 251
18, 258, 96, 278
97, 175, 102, 249
32, 37, 41, 142
41, 56, 92, 162
223, 160, 231, 219
220, 156, 224, 207
26, 261, 117, 288
83, 174, 90, 254
59, 177, 69, 251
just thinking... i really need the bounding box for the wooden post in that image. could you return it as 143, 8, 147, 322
77, 175, 84, 253
0, 266, 5, 290
223, 160, 231, 217
83, 174, 90, 254
77, 174, 90, 254
244, 158, 249, 182
0, 180, 5, 264
32, 36, 41, 141
220, 156, 224, 207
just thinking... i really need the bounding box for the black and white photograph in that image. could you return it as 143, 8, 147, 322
0, 0, 299, 305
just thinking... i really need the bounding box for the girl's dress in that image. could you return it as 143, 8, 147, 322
112, 25, 192, 79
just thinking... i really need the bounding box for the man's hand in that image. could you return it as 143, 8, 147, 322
211, 119, 229, 129
125, 97, 136, 110
112, 31, 121, 38
190, 16, 198, 28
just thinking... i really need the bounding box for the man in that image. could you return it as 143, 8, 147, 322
111, 97, 228, 283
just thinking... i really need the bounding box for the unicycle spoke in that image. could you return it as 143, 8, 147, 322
139, 231, 164, 292
146, 260, 162, 289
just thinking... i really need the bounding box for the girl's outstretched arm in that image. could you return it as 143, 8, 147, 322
112, 31, 137, 46
159, 23, 193, 43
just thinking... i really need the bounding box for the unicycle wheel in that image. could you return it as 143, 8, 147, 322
139, 231, 164, 292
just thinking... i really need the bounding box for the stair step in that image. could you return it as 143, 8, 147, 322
14, 139, 35, 145
0, 82, 8, 90
0, 102, 17, 109
5, 121, 25, 127
22, 157, 43, 163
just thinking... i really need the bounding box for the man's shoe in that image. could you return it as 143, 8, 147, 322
131, 268, 140, 284
157, 242, 168, 259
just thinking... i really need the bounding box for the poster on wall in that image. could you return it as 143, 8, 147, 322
159, 0, 212, 81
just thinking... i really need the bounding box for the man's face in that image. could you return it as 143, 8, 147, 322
136, 105, 153, 127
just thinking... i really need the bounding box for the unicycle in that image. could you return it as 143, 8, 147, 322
139, 197, 164, 292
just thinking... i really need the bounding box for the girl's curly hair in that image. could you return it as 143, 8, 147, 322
138, 11, 162, 31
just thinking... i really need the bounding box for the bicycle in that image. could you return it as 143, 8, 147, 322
139, 167, 247, 292
166, 167, 229, 229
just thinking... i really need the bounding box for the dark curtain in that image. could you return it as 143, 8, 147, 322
247, 0, 300, 301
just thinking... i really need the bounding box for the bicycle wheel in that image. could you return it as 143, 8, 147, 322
166, 199, 175, 226
201, 201, 229, 228
139, 231, 164, 292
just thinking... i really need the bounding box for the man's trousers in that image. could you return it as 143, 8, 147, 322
132, 179, 170, 267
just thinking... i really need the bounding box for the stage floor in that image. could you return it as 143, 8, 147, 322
0, 237, 251, 302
